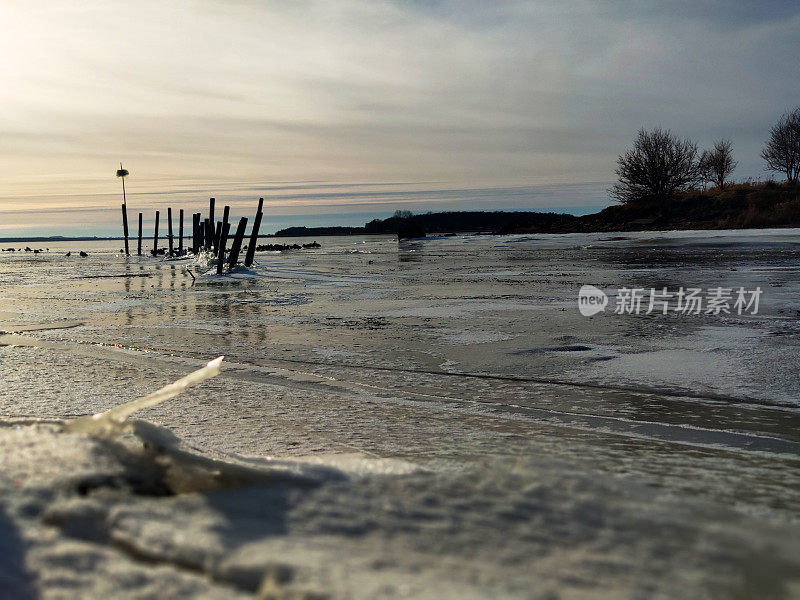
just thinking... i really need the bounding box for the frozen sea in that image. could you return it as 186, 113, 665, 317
1, 230, 800, 598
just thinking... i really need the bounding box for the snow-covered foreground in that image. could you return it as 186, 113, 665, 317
3, 415, 798, 599
1, 231, 800, 598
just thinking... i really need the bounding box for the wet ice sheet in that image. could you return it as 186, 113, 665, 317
2, 231, 800, 597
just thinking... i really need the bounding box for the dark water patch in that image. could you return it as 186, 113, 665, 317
511, 345, 594, 355
586, 356, 616, 362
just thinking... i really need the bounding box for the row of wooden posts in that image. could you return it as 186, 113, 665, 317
120, 197, 265, 274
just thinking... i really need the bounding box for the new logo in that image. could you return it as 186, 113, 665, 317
578, 285, 608, 316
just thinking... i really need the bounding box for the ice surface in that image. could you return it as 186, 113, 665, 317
2, 232, 800, 597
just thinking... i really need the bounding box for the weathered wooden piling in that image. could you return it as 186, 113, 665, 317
137, 212, 143, 255
217, 222, 231, 275
215, 206, 230, 254
228, 217, 248, 270
121, 204, 130, 255
213, 222, 222, 255
178, 209, 184, 254
204, 219, 212, 251
153, 210, 160, 256
244, 198, 264, 267
167, 207, 174, 256
209, 198, 215, 228
192, 213, 200, 254
191, 215, 196, 254
197, 213, 204, 251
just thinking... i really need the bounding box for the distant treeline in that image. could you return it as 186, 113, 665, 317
271, 212, 577, 237
272, 181, 800, 237
366, 211, 578, 235
271, 226, 366, 237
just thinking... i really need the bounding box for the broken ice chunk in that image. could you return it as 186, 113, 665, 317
64, 356, 224, 437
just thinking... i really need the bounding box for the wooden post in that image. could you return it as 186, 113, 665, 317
192, 213, 200, 254
244, 198, 264, 267
204, 219, 212, 251
228, 217, 248, 270
215, 205, 230, 255
178, 209, 184, 254
153, 210, 160, 256
191, 214, 197, 254
121, 204, 130, 255
217, 222, 231, 275
197, 216, 202, 251
213, 221, 222, 256
167, 207, 174, 256
137, 212, 143, 255
209, 198, 215, 228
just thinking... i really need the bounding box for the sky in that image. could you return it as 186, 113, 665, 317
1, 0, 799, 235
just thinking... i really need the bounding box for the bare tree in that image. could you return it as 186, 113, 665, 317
761, 107, 800, 185
610, 128, 700, 204
703, 139, 737, 189
697, 150, 713, 189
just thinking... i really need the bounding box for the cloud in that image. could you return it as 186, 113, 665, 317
601, 0, 800, 30
0, 0, 798, 222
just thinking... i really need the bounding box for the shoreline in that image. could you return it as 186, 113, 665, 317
4, 181, 799, 243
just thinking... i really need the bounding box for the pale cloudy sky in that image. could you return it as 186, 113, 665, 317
1, 0, 799, 234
